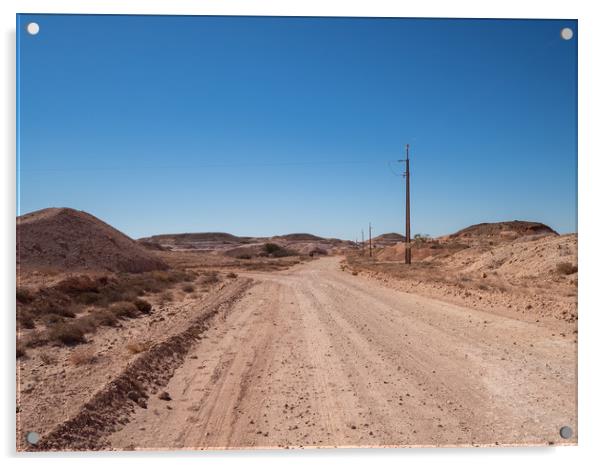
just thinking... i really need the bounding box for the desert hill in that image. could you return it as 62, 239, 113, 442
271, 233, 325, 242
17, 208, 167, 273
448, 221, 557, 240
375, 220, 563, 263
140, 230, 355, 256
373, 233, 406, 247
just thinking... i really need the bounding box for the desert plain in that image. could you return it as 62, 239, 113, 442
16, 208, 577, 450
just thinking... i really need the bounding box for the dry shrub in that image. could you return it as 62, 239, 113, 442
93, 309, 119, 327
126, 341, 152, 354
263, 243, 296, 257
40, 352, 58, 365
182, 284, 195, 293
352, 271, 358, 276
17, 307, 36, 329
201, 271, 220, 285
16, 343, 26, 359
49, 322, 86, 345
16, 287, 34, 304
110, 301, 140, 319
69, 347, 97, 366
160, 291, 174, 304
133, 298, 152, 314
556, 262, 578, 275
55, 275, 100, 295
226, 272, 238, 279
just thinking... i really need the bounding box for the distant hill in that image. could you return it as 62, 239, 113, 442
373, 233, 406, 246
449, 221, 558, 240
271, 233, 325, 242
140, 230, 355, 255
17, 208, 168, 273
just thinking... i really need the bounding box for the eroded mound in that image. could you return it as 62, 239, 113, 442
449, 221, 557, 240
17, 208, 167, 273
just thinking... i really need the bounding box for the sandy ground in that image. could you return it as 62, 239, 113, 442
108, 257, 576, 449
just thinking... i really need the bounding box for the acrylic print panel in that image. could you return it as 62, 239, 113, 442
16, 14, 577, 451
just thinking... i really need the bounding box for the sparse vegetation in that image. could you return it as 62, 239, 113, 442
110, 301, 140, 319
16, 287, 34, 304
160, 291, 174, 304
126, 341, 152, 354
182, 284, 196, 293
556, 262, 577, 275
16, 343, 26, 359
201, 271, 220, 285
40, 352, 58, 365
133, 298, 152, 314
69, 347, 97, 366
16, 268, 198, 347
226, 272, 238, 278
263, 243, 295, 258
49, 322, 87, 345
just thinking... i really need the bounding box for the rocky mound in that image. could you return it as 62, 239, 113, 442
447, 233, 577, 279
17, 208, 168, 273
449, 221, 557, 240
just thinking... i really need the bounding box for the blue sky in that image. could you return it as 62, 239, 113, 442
17, 15, 577, 240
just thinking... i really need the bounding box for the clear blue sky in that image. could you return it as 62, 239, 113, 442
17, 15, 577, 240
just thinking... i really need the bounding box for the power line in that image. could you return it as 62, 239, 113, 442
20, 159, 393, 172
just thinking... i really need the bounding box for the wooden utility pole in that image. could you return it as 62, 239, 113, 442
369, 222, 372, 257
361, 229, 365, 255
404, 144, 411, 264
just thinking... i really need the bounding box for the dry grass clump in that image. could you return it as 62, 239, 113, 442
40, 352, 58, 365
556, 262, 578, 275
17, 268, 197, 352
133, 298, 152, 314
182, 284, 195, 293
263, 243, 296, 258
159, 291, 174, 305
69, 347, 97, 366
16, 342, 26, 359
201, 271, 220, 285
109, 301, 140, 319
16, 287, 34, 304
93, 309, 119, 327
48, 322, 87, 345
126, 341, 152, 354
226, 272, 238, 279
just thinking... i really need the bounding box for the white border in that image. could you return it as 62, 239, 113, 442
2, 1, 601, 465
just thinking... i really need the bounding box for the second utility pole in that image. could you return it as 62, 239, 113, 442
404, 144, 411, 265
369, 222, 372, 257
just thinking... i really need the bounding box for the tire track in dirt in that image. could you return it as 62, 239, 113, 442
34, 279, 253, 451
108, 257, 576, 449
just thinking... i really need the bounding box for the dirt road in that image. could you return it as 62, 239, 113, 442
110, 257, 576, 449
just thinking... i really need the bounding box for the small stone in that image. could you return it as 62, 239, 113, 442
158, 391, 172, 401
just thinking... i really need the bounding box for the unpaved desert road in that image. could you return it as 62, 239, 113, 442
110, 257, 576, 449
